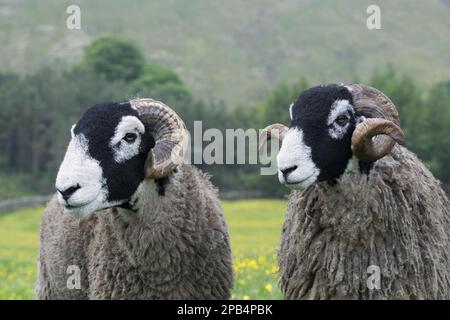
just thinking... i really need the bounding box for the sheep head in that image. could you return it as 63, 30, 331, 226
260, 84, 404, 189
55, 99, 188, 218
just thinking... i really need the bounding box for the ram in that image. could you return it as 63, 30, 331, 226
261, 84, 450, 299
36, 99, 233, 299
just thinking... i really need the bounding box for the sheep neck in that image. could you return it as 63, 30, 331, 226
319, 156, 371, 204
109, 169, 190, 269
296, 156, 376, 242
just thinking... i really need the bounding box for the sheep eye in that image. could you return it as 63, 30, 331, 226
335, 115, 349, 126
123, 133, 137, 143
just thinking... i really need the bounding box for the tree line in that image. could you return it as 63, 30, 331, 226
0, 37, 449, 199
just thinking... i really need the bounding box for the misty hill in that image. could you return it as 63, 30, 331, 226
1, 0, 450, 105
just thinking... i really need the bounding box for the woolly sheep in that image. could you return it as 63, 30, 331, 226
260, 84, 450, 299
36, 99, 233, 299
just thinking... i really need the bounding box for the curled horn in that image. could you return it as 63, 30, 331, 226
346, 84, 405, 161
259, 123, 289, 151
130, 99, 188, 179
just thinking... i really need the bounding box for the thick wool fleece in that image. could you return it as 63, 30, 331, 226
36, 164, 233, 300
279, 145, 450, 299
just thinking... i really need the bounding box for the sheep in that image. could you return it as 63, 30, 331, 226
260, 84, 450, 299
36, 98, 233, 299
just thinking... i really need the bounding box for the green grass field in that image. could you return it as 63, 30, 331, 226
0, 199, 286, 300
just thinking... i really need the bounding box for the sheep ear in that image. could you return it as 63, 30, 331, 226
289, 103, 294, 120
70, 125, 76, 138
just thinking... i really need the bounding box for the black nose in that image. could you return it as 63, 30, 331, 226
280, 166, 298, 177
56, 184, 81, 201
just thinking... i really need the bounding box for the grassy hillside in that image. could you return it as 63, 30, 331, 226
0, 199, 286, 300
1, 0, 449, 105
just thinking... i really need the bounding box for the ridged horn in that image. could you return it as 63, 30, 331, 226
346, 84, 405, 161
259, 123, 288, 151
130, 98, 188, 179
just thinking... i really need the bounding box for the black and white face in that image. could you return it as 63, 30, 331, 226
55, 102, 155, 218
277, 85, 362, 189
